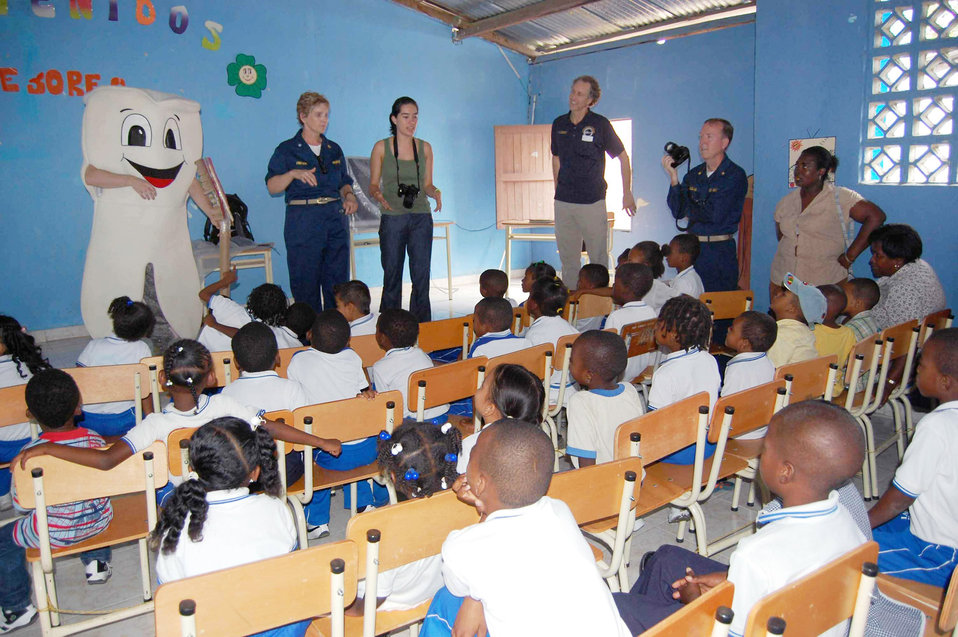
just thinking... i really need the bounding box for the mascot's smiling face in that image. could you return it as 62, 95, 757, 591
82, 86, 202, 206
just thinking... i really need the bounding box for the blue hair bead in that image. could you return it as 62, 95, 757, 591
378, 430, 391, 440
445, 453, 458, 463
403, 468, 419, 482
126, 299, 134, 306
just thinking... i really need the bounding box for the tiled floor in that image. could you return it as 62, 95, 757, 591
2, 276, 912, 636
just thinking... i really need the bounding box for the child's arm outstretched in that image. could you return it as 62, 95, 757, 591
198, 268, 238, 304
202, 313, 240, 338
262, 419, 342, 457
14, 440, 133, 472
867, 486, 914, 529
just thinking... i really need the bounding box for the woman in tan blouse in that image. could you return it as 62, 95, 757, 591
769, 146, 885, 297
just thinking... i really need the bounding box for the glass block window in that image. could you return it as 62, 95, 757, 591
864, 1, 958, 184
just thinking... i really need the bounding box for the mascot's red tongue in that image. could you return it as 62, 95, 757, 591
126, 158, 183, 189
144, 175, 176, 188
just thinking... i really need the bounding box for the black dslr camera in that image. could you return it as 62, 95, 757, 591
397, 183, 420, 209
664, 141, 690, 168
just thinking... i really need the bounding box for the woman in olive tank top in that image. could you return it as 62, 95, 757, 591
368, 97, 442, 323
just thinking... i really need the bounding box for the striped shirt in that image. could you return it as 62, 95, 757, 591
12, 428, 114, 549
844, 310, 879, 342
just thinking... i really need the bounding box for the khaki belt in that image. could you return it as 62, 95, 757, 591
695, 233, 734, 243
288, 197, 339, 206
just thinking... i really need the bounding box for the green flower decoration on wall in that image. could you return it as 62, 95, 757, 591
227, 54, 267, 98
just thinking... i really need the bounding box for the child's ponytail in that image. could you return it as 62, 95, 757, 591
0, 315, 50, 378
150, 479, 210, 554
252, 425, 282, 498
108, 296, 155, 341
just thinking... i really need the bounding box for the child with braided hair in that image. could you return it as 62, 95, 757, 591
343, 421, 461, 616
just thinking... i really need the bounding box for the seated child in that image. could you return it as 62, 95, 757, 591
523, 277, 578, 405
420, 421, 631, 637
572, 263, 610, 332
76, 296, 154, 437
334, 280, 378, 338
287, 310, 370, 405
283, 302, 316, 346
604, 263, 657, 382
0, 316, 50, 509
198, 269, 301, 353
767, 272, 825, 368
613, 401, 867, 637
616, 247, 631, 267
867, 328, 958, 587
722, 311, 777, 440
1, 369, 114, 632
629, 240, 676, 313
664, 234, 704, 300
567, 331, 644, 467
469, 298, 532, 359
814, 284, 858, 394
479, 268, 516, 308
459, 363, 546, 473
840, 278, 881, 342
221, 322, 309, 414
371, 309, 449, 423
519, 260, 556, 306
346, 421, 461, 617
647, 295, 720, 465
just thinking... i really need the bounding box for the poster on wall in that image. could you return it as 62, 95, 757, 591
788, 136, 836, 188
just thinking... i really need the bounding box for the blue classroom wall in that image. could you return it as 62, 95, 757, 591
527, 23, 756, 279
0, 0, 531, 330
754, 0, 956, 310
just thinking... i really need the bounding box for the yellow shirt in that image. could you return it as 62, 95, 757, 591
768, 319, 818, 369
814, 324, 857, 393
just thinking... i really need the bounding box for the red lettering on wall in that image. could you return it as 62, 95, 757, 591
27, 72, 45, 94
0, 68, 19, 93
135, 0, 155, 26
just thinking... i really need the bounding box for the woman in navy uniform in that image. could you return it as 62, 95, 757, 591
266, 92, 358, 312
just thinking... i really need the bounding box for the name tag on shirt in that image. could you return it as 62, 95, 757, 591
581, 125, 595, 143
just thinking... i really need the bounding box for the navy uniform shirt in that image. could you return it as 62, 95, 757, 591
666, 154, 747, 235
265, 131, 353, 204
551, 110, 625, 205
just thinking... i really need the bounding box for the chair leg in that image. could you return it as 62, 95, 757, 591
42, 562, 60, 627
286, 496, 309, 549
731, 476, 743, 512
862, 414, 880, 499
676, 517, 688, 543
408, 622, 420, 637
349, 482, 358, 517
903, 398, 915, 441
689, 503, 708, 556
889, 399, 905, 461
137, 538, 152, 602
746, 481, 756, 507
31, 561, 54, 633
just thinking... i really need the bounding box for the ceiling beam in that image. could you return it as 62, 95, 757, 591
388, 0, 539, 58
453, 0, 601, 42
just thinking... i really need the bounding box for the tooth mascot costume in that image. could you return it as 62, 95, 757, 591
80, 86, 204, 346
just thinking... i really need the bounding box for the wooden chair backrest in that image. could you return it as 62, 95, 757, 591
613, 392, 710, 462
66, 363, 152, 405
575, 293, 614, 320
621, 318, 658, 358
552, 333, 580, 371
642, 581, 735, 637
349, 334, 386, 369
843, 335, 882, 386
291, 390, 402, 452
708, 379, 786, 444
345, 489, 479, 576
941, 565, 958, 632
153, 539, 358, 637
879, 319, 920, 360
14, 441, 168, 507
418, 315, 473, 354
0, 384, 28, 429
485, 343, 553, 381
408, 357, 487, 408
276, 345, 309, 377
743, 542, 878, 636
547, 457, 642, 525
700, 290, 754, 321
210, 350, 239, 386
918, 309, 952, 344
512, 307, 530, 334
775, 354, 838, 402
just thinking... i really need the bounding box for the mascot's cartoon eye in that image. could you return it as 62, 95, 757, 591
121, 113, 152, 147
163, 118, 182, 151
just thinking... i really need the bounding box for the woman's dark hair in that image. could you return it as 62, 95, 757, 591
0, 315, 49, 378
801, 146, 839, 180
377, 421, 461, 500
658, 295, 713, 352
525, 261, 557, 281
150, 417, 281, 555
868, 223, 923, 263
632, 241, 665, 279
490, 364, 544, 425
163, 339, 213, 414
108, 296, 155, 341
529, 277, 568, 317
246, 284, 288, 327
389, 96, 418, 136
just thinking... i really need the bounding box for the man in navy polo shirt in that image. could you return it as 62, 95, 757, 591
662, 118, 747, 292
551, 76, 636, 289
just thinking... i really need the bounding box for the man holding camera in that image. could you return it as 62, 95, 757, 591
552, 76, 636, 289
662, 118, 747, 292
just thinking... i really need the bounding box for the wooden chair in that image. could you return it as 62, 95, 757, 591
291, 391, 402, 519
66, 362, 153, 433
547, 332, 579, 415
408, 357, 487, 436
0, 385, 35, 455
154, 540, 358, 637
512, 306, 531, 335
880, 318, 927, 449
918, 308, 953, 346
743, 542, 879, 637
877, 565, 958, 637
619, 318, 659, 404
568, 292, 613, 327
277, 345, 310, 376
547, 457, 643, 591
142, 352, 236, 411
13, 441, 168, 636
484, 344, 554, 441
774, 354, 839, 405
417, 315, 472, 360
311, 489, 480, 637
349, 334, 386, 369
642, 581, 735, 637
700, 289, 753, 355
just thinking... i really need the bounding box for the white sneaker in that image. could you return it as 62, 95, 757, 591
84, 560, 112, 584
632, 519, 646, 534
0, 492, 12, 511
0, 604, 38, 632
307, 524, 330, 540
667, 506, 692, 523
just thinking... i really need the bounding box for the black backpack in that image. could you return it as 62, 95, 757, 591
204, 193, 255, 245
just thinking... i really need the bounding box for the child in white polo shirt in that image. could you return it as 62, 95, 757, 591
468, 298, 532, 359
868, 328, 958, 587
76, 296, 154, 437
628, 241, 676, 313
370, 309, 449, 423
334, 280, 378, 338
479, 269, 517, 308
571, 263, 610, 332
420, 421, 631, 637
664, 234, 704, 300
523, 277, 578, 405
605, 263, 658, 383
566, 331, 643, 467
283, 302, 315, 346
614, 401, 867, 637
722, 311, 777, 441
